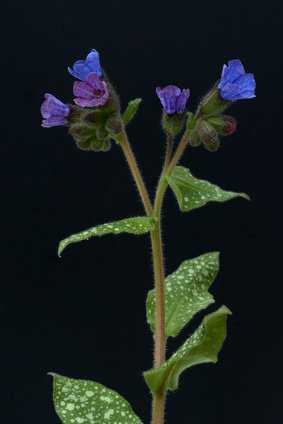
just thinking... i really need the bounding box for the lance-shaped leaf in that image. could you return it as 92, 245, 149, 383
122, 98, 142, 126
58, 216, 155, 256
50, 373, 142, 424
167, 166, 249, 212
147, 252, 219, 337
144, 306, 231, 393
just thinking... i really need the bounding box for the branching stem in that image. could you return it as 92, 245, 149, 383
117, 126, 191, 424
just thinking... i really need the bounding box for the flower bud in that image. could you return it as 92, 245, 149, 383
68, 105, 122, 152
69, 122, 111, 152
197, 120, 220, 152
187, 113, 201, 147
222, 115, 237, 135
206, 114, 237, 136
188, 116, 220, 152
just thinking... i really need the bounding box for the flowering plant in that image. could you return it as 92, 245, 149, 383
41, 50, 255, 424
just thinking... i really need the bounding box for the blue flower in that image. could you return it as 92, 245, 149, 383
68, 49, 102, 81
218, 59, 256, 101
156, 85, 190, 114
41, 94, 70, 128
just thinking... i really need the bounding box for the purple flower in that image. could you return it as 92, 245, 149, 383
41, 94, 70, 128
68, 49, 102, 81
73, 72, 109, 108
156, 85, 190, 114
218, 59, 256, 101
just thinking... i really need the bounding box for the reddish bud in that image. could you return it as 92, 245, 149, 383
223, 115, 237, 135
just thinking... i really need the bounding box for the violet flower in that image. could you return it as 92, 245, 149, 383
41, 94, 70, 128
218, 59, 256, 101
156, 85, 190, 114
73, 72, 109, 108
68, 49, 102, 81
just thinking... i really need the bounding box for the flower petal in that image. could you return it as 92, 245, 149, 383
40, 94, 69, 119
156, 85, 181, 114
73, 97, 97, 107
42, 116, 68, 127
68, 50, 102, 80
86, 49, 102, 76
236, 73, 256, 93
73, 81, 94, 99
175, 89, 190, 113
218, 59, 246, 88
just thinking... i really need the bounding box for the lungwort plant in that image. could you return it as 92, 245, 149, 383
41, 51, 255, 424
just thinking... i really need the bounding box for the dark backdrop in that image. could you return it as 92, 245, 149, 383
1, 1, 282, 423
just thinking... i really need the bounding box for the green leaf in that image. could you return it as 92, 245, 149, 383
122, 98, 142, 125
147, 252, 219, 337
143, 306, 231, 393
50, 373, 142, 424
167, 166, 250, 212
58, 216, 155, 257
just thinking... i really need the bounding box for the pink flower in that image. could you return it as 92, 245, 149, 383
73, 72, 109, 108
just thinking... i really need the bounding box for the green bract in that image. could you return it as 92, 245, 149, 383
58, 216, 156, 256
147, 252, 219, 337
167, 166, 250, 212
50, 374, 142, 424
144, 306, 231, 393
122, 98, 142, 126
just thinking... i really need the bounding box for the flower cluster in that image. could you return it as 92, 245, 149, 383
41, 50, 121, 151
41, 51, 256, 152
187, 59, 256, 151
41, 49, 110, 129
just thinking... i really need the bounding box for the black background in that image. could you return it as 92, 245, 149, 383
1, 1, 282, 423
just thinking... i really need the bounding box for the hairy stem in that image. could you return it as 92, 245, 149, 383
150, 130, 192, 424
117, 127, 190, 424
116, 129, 153, 216
167, 128, 190, 174
150, 135, 174, 424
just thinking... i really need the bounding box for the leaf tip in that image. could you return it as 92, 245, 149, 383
241, 192, 251, 201
57, 242, 64, 257
219, 305, 232, 316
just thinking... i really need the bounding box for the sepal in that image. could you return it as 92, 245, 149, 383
161, 111, 186, 137
68, 105, 121, 152
200, 85, 231, 115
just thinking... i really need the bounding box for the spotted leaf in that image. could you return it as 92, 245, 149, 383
50, 374, 142, 424
144, 306, 231, 393
58, 216, 156, 256
146, 252, 219, 337
122, 98, 142, 126
167, 166, 249, 212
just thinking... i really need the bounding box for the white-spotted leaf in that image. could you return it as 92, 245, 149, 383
167, 166, 250, 212
144, 306, 231, 393
50, 374, 142, 424
58, 216, 155, 256
122, 98, 142, 126
146, 252, 219, 337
